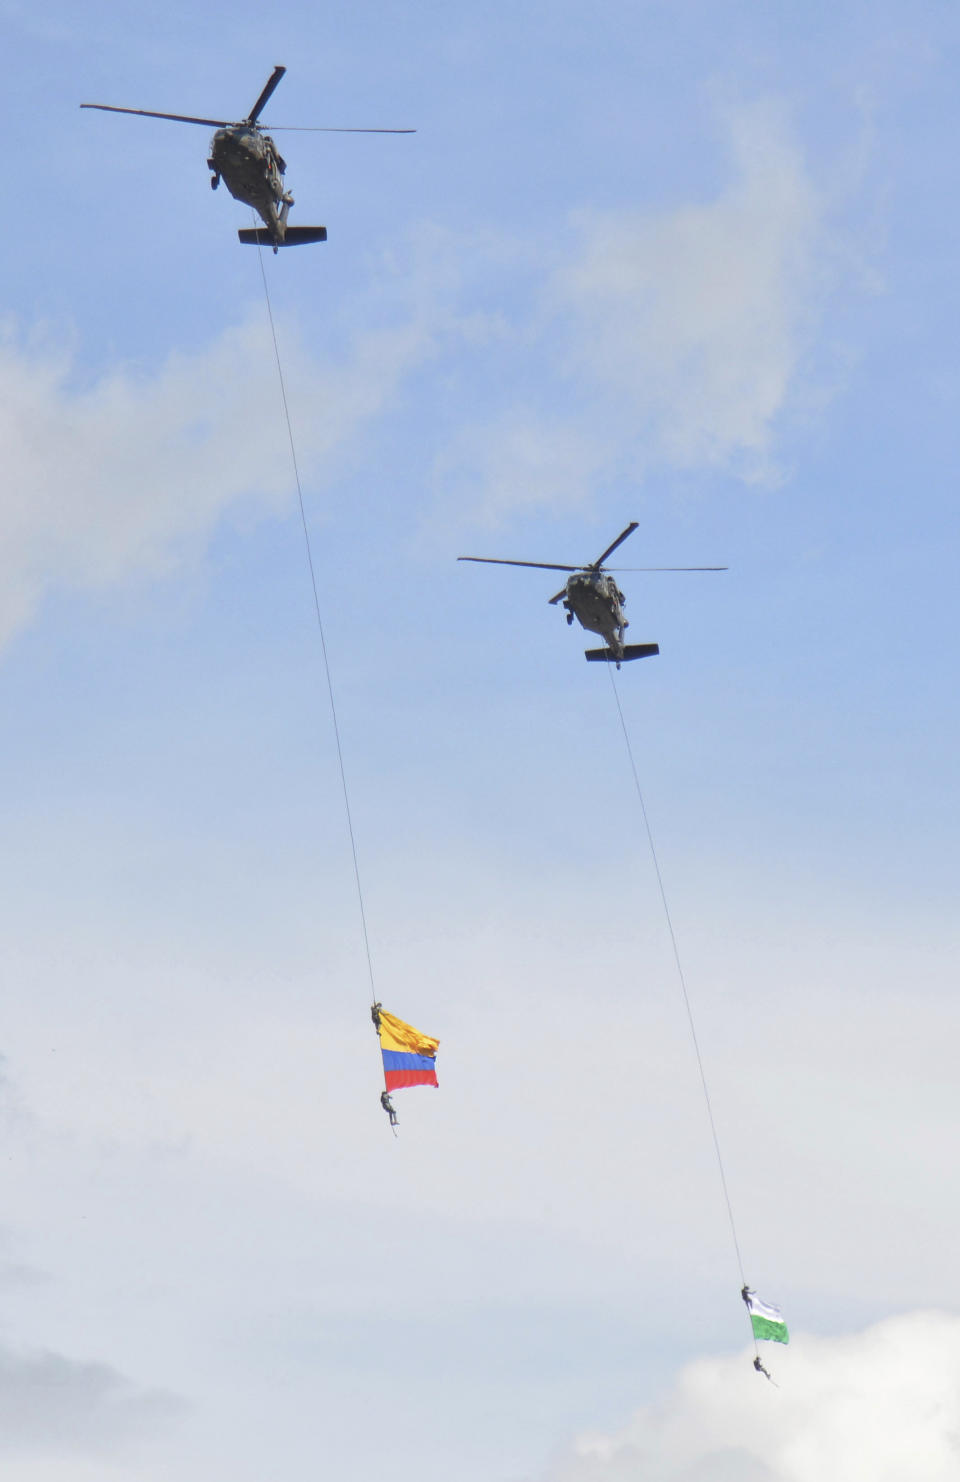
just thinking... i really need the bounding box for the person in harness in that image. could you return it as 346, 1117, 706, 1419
380, 1089, 398, 1127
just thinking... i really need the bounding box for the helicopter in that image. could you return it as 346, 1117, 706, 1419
458, 522, 726, 668
81, 65, 414, 251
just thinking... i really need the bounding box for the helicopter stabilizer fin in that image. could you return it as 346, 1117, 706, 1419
585, 643, 659, 663
237, 226, 328, 246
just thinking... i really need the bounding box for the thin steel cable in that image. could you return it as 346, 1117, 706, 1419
605, 665, 756, 1347
253, 238, 379, 1010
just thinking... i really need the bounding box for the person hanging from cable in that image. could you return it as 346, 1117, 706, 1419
741, 1284, 789, 1380
372, 1006, 440, 1134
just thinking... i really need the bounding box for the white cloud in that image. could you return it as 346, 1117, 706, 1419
553, 103, 823, 480
543, 1312, 960, 1482
438, 101, 829, 518
0, 310, 432, 645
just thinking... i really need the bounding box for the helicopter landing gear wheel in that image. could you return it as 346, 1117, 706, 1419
210, 173, 220, 190
566, 610, 574, 626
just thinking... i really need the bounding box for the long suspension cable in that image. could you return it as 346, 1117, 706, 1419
606, 666, 754, 1341
253, 241, 378, 1010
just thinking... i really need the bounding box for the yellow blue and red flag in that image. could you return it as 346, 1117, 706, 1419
377, 1009, 439, 1091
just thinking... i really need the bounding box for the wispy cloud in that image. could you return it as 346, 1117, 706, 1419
0, 1341, 185, 1453
0, 311, 432, 646
554, 102, 822, 477
438, 100, 830, 519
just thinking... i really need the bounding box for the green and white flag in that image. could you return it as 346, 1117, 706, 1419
745, 1291, 789, 1344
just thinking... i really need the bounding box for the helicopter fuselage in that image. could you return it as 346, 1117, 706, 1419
207, 126, 291, 238
562, 571, 628, 651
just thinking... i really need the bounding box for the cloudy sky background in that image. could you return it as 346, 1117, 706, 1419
2, 1, 960, 1477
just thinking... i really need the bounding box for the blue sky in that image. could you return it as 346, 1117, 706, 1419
2, 2, 960, 1479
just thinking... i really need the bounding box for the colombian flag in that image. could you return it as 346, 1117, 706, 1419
378, 1009, 439, 1091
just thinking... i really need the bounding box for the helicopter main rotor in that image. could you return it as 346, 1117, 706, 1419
590, 520, 639, 568
81, 64, 416, 134
458, 521, 727, 602
246, 64, 285, 124
457, 521, 643, 575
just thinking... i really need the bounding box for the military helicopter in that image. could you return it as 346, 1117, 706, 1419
458, 522, 726, 668
81, 65, 414, 251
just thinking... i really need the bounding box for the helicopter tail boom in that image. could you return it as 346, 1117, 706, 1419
237, 225, 328, 246
585, 643, 660, 663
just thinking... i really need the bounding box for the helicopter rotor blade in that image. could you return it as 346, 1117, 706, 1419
590, 521, 640, 570
246, 65, 286, 124
262, 125, 417, 133
80, 103, 231, 127
605, 565, 729, 572
457, 557, 579, 572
